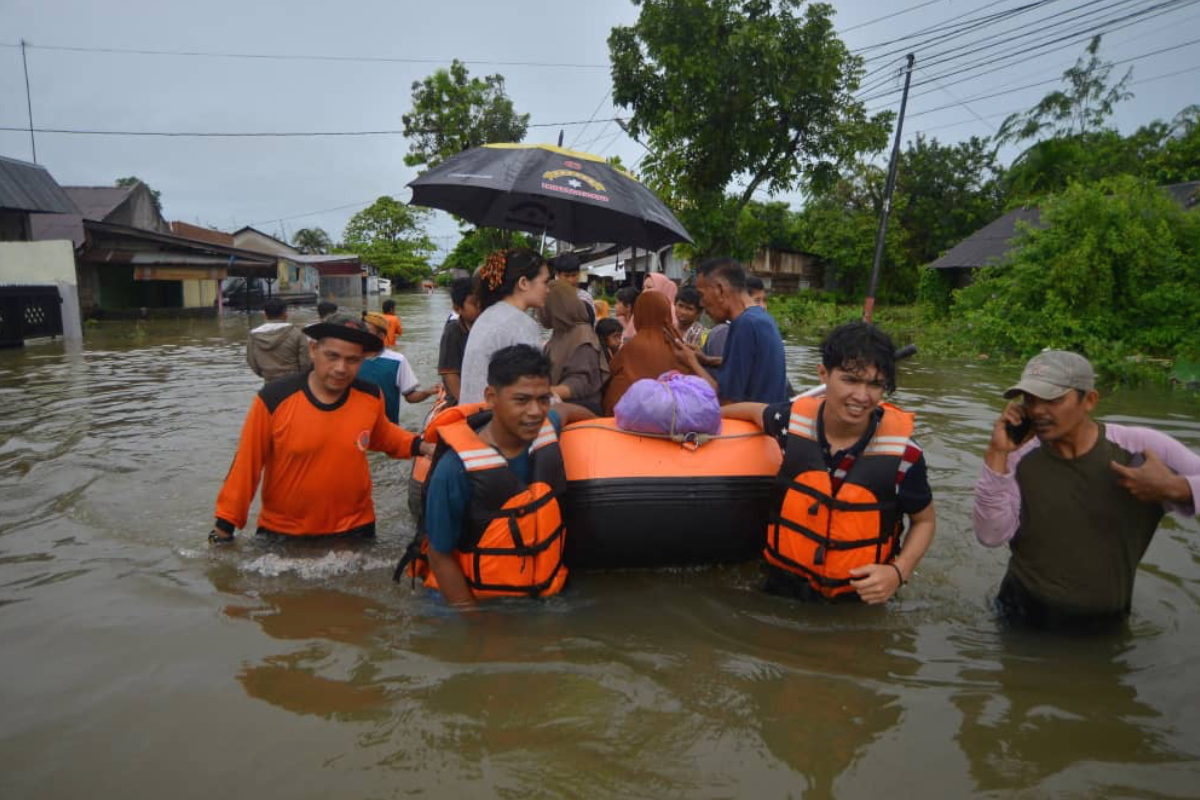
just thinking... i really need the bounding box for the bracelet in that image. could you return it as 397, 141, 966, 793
890, 563, 906, 587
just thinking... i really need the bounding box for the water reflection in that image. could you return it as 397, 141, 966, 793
952, 625, 1179, 792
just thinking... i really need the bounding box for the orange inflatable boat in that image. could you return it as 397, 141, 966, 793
406, 417, 782, 570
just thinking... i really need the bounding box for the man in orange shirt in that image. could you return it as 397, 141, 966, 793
208, 315, 433, 543
381, 299, 403, 346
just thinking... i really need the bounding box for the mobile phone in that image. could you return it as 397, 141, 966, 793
1005, 410, 1033, 445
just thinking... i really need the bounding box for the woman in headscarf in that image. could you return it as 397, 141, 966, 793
642, 272, 679, 332
601, 291, 695, 416
543, 281, 608, 415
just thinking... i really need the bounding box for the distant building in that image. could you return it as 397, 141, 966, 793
231, 226, 320, 303
0, 156, 83, 345
27, 180, 276, 318
747, 247, 824, 293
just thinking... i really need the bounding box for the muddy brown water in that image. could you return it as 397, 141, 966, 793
1, 291, 1198, 799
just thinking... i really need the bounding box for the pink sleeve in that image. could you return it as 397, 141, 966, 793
1106, 424, 1200, 517
972, 439, 1038, 547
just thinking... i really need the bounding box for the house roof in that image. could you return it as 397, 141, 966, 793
170, 221, 234, 246
64, 186, 134, 221
927, 208, 1043, 270
232, 225, 298, 253
1163, 181, 1200, 210
0, 155, 78, 214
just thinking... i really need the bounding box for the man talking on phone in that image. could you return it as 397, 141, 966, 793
974, 350, 1200, 629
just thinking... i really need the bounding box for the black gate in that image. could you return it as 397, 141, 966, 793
0, 286, 64, 348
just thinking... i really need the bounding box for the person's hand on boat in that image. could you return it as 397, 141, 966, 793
418, 441, 436, 457
848, 563, 903, 604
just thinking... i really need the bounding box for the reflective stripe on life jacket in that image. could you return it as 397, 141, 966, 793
765, 396, 915, 598
403, 410, 568, 599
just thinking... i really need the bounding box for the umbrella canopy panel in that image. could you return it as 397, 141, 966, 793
408, 144, 691, 251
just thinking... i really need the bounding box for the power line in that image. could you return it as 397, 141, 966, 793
862, 0, 1199, 106
0, 117, 630, 138
0, 41, 607, 69
837, 0, 951, 34
568, 90, 612, 149
900, 39, 1200, 119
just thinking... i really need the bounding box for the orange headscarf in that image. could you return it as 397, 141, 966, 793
601, 291, 694, 415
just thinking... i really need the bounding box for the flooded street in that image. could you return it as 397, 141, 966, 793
2, 291, 1199, 798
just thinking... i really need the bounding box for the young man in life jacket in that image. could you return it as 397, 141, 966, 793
209, 315, 434, 543
975, 350, 1200, 629
722, 322, 936, 604
405, 344, 595, 607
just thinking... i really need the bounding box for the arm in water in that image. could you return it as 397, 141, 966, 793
429, 548, 478, 608
212, 396, 273, 540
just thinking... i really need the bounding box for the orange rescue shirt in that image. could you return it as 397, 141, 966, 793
383, 313, 402, 346
214, 373, 419, 536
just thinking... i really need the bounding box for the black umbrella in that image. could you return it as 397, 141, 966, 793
407, 143, 691, 250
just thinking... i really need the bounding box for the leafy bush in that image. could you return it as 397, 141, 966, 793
950, 176, 1200, 380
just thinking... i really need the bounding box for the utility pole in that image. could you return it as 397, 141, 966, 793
21, 39, 37, 164
863, 53, 915, 324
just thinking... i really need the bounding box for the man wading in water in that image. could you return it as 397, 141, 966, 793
209, 315, 433, 543
403, 345, 594, 606
722, 322, 936, 604
975, 350, 1200, 629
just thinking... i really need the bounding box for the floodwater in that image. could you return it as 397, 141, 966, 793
2, 291, 1199, 799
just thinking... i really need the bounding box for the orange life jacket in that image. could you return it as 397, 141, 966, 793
402, 406, 567, 599
764, 396, 914, 598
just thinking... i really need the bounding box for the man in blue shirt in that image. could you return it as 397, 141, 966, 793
674, 257, 790, 404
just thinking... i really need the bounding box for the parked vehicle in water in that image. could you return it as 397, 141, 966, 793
220, 277, 316, 309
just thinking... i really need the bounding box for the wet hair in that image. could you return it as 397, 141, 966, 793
317, 301, 337, 318
551, 252, 581, 274
676, 286, 701, 309
487, 344, 551, 389
476, 248, 547, 310
615, 286, 640, 308
382, 299, 396, 314
746, 275, 765, 293
820, 321, 897, 393
262, 297, 286, 318
595, 317, 623, 340
696, 257, 747, 291
450, 276, 473, 309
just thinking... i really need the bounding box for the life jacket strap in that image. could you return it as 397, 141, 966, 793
471, 521, 565, 558
781, 478, 896, 513
773, 514, 896, 550
466, 545, 567, 596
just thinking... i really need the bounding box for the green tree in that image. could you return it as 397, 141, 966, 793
341, 197, 435, 287
401, 60, 530, 170
609, 0, 891, 257
441, 227, 534, 274
895, 134, 1005, 266
1147, 105, 1200, 184
952, 176, 1200, 368
997, 35, 1133, 145
115, 176, 163, 215
291, 227, 332, 254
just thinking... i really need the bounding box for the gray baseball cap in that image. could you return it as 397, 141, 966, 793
1004, 350, 1095, 399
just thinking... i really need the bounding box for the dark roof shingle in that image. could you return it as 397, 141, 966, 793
0, 155, 77, 214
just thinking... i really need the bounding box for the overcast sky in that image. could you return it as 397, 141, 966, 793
2, 0, 1195, 258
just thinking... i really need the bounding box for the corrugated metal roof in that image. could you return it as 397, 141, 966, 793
63, 186, 133, 221
1163, 181, 1200, 210
927, 208, 1043, 270
0, 155, 78, 213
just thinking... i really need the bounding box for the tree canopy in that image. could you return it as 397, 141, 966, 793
291, 227, 332, 255
341, 197, 435, 287
609, 0, 891, 256
401, 60, 530, 170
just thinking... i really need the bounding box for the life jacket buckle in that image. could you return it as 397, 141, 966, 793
814, 545, 826, 566
808, 501, 820, 515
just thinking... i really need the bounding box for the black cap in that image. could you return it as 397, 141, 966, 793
303, 314, 383, 353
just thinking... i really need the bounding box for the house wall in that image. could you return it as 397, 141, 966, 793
107, 186, 170, 233
182, 279, 219, 307
0, 240, 83, 340
234, 230, 299, 257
